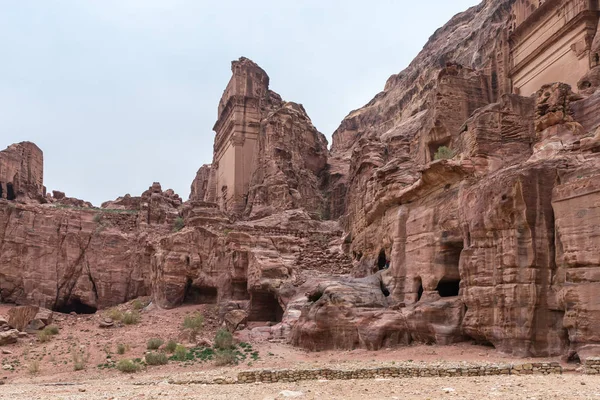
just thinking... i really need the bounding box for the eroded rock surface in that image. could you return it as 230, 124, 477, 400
3, 0, 600, 361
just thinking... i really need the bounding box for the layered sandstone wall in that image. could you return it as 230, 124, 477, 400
4, 0, 600, 362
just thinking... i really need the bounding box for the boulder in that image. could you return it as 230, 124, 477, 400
224, 310, 248, 332
0, 330, 19, 346
7, 306, 39, 331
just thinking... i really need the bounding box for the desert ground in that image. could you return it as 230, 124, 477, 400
1, 302, 599, 399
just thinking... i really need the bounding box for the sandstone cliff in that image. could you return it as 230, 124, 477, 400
292, 0, 600, 358
3, 0, 600, 361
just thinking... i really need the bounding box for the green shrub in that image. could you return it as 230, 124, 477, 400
43, 325, 59, 335
214, 329, 234, 350
165, 340, 178, 353
145, 352, 168, 366
117, 343, 127, 355
131, 299, 146, 310
116, 359, 141, 373
214, 349, 237, 366
106, 308, 123, 321
173, 345, 188, 361
173, 217, 185, 232
182, 312, 204, 341
433, 146, 455, 160
147, 338, 164, 350
122, 310, 141, 325
93, 213, 102, 223
37, 330, 52, 343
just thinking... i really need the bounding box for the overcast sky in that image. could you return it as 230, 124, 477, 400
1, 0, 480, 206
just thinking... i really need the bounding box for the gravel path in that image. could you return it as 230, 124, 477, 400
1, 373, 598, 399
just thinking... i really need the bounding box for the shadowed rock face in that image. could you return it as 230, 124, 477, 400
3, 0, 600, 360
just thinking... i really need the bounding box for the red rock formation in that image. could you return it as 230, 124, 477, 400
200, 57, 329, 219
4, 0, 600, 362
0, 142, 44, 202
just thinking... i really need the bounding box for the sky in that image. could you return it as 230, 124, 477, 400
1, 0, 480, 206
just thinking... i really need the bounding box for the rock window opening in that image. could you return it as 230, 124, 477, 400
429, 139, 451, 161
435, 278, 460, 297
377, 249, 388, 271
0, 183, 3, 199
232, 280, 250, 300
55, 299, 97, 314
6, 183, 16, 201
248, 291, 283, 322
183, 279, 218, 304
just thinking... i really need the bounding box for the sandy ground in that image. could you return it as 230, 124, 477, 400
1, 373, 599, 399
1, 302, 598, 399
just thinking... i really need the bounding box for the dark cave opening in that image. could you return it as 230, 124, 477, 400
232, 280, 250, 300
381, 281, 390, 297
0, 183, 3, 199
55, 299, 97, 314
6, 183, 16, 201
248, 291, 283, 323
567, 352, 581, 364
415, 277, 423, 302
183, 279, 218, 304
377, 249, 387, 271
435, 278, 461, 297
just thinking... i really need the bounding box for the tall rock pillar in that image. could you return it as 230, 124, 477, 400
212, 57, 269, 214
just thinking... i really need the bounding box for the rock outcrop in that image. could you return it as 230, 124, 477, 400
0, 142, 44, 202
3, 0, 600, 361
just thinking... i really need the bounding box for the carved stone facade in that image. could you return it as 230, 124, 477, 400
0, 142, 44, 201
211, 58, 269, 214
509, 0, 600, 95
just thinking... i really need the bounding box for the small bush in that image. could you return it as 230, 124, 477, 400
122, 310, 141, 325
173, 217, 185, 232
145, 352, 168, 366
43, 325, 60, 335
147, 338, 164, 350
433, 146, 455, 160
37, 330, 52, 343
93, 213, 102, 223
28, 360, 40, 375
182, 312, 204, 341
106, 308, 124, 321
173, 344, 188, 361
214, 349, 237, 366
72, 348, 89, 371
117, 343, 128, 355
116, 359, 142, 373
131, 299, 146, 310
165, 340, 178, 353
214, 329, 234, 350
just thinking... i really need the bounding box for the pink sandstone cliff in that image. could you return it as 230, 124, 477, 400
3, 0, 600, 361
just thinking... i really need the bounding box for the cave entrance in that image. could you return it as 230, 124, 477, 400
248, 291, 283, 322
415, 277, 423, 302
436, 278, 460, 297
232, 280, 249, 300
377, 249, 387, 271
6, 183, 15, 201
55, 299, 97, 314
436, 240, 463, 297
183, 279, 218, 304
0, 182, 3, 199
